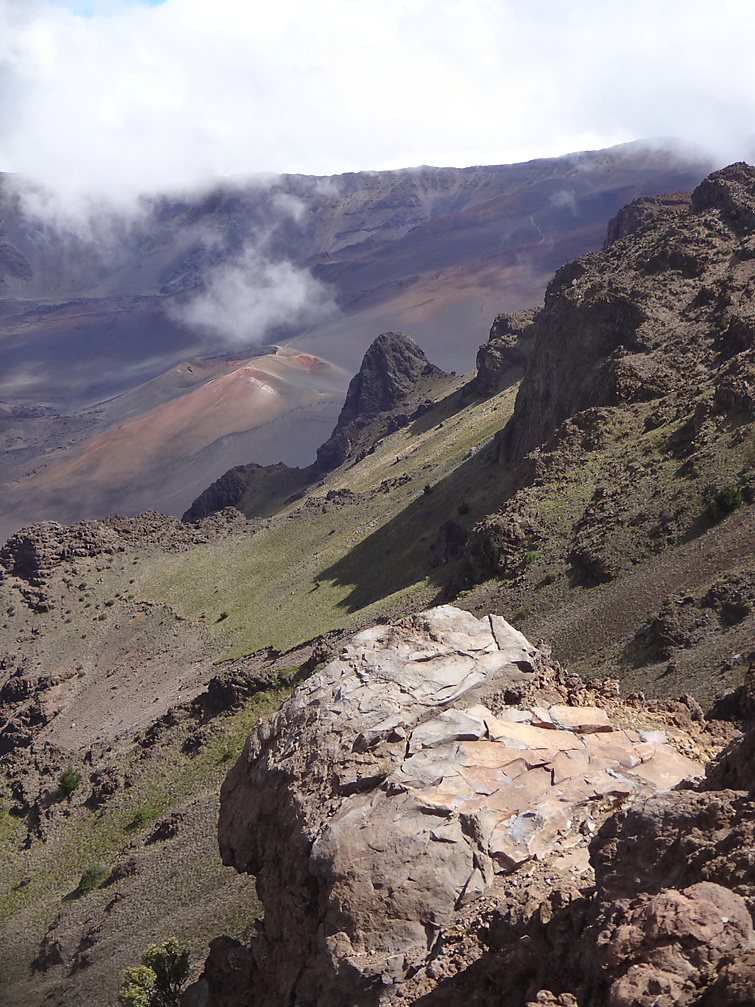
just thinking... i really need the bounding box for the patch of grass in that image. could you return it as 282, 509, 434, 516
512, 605, 534, 623
125, 805, 159, 833
75, 862, 109, 897
524, 549, 541, 566
129, 379, 519, 658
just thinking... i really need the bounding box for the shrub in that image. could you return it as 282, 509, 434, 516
512, 605, 533, 623
119, 939, 190, 1007
126, 805, 158, 832
118, 965, 156, 1007
713, 484, 744, 515
457, 501, 471, 516
77, 862, 108, 896
58, 766, 81, 798
524, 550, 541, 566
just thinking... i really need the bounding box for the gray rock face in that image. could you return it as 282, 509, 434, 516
215, 606, 703, 1007
602, 191, 690, 248
314, 332, 442, 473
474, 308, 539, 394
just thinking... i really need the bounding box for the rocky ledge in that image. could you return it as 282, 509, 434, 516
188, 607, 740, 1007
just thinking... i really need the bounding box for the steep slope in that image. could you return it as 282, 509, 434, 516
0, 142, 712, 540
0, 339, 519, 1006
184, 331, 450, 521
0, 163, 753, 1007
458, 163, 755, 702
314, 331, 445, 473
193, 606, 739, 1007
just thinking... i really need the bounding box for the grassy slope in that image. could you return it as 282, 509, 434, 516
459, 402, 755, 705
0, 370, 520, 1006
132, 375, 520, 658
4, 351, 750, 1005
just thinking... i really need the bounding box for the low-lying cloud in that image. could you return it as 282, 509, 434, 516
2, 0, 755, 214
170, 245, 336, 349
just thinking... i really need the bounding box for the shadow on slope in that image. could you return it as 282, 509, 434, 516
318, 444, 515, 612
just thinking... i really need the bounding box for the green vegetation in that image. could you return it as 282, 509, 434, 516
512, 605, 533, 623
126, 804, 159, 832
57, 766, 81, 799
129, 378, 519, 658
524, 549, 541, 566
119, 939, 189, 1007
712, 483, 744, 517
118, 965, 156, 1007
76, 862, 108, 896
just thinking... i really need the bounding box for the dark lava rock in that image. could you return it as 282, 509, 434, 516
314, 332, 444, 473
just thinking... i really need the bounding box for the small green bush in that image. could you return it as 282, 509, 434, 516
77, 862, 108, 896
524, 550, 541, 566
58, 766, 81, 798
512, 605, 533, 623
118, 965, 155, 1007
119, 938, 190, 1007
126, 805, 158, 832
143, 939, 190, 1007
713, 484, 744, 514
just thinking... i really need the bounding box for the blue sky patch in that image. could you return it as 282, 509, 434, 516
52, 0, 166, 14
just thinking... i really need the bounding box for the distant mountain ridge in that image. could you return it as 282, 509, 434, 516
0, 142, 713, 542
0, 161, 752, 1007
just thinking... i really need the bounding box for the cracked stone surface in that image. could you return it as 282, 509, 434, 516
215, 606, 704, 1007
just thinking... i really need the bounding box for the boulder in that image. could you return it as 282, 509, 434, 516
215, 606, 704, 1006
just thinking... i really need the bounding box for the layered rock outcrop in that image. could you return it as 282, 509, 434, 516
474, 309, 538, 394
200, 607, 725, 1007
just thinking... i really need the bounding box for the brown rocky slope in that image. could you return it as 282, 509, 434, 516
182, 164, 755, 1006
188, 605, 749, 1007
459, 162, 754, 702
1, 162, 754, 1006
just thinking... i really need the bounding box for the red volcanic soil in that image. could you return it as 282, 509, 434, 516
34, 367, 282, 486
0, 348, 346, 539
32, 349, 343, 487
0, 145, 715, 538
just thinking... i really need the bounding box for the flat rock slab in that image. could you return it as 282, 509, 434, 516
218, 606, 705, 1006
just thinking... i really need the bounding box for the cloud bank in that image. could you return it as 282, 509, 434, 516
170, 244, 336, 349
1, 0, 754, 210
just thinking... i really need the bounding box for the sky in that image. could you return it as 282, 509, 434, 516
1, 0, 754, 210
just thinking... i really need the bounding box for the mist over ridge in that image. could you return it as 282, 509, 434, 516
0, 141, 730, 541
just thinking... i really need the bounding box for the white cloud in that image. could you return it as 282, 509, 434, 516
0, 0, 754, 211
169, 244, 337, 348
